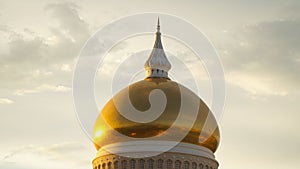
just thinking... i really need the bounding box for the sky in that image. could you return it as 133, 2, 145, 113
0, 0, 300, 169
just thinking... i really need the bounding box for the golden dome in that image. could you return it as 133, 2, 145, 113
93, 20, 220, 153
93, 78, 220, 152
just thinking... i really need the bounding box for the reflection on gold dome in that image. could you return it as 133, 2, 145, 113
93, 78, 220, 152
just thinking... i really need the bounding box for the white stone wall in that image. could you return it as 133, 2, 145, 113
93, 152, 218, 169
93, 141, 219, 169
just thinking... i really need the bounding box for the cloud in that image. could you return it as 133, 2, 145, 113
60, 64, 72, 72
227, 71, 288, 97
1, 142, 92, 169
0, 98, 14, 104
13, 84, 71, 96
221, 18, 300, 97
45, 2, 89, 43
0, 2, 90, 90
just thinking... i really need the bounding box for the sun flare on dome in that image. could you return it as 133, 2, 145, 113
94, 130, 103, 138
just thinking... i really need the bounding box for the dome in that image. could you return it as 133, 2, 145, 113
93, 19, 220, 153
93, 78, 220, 152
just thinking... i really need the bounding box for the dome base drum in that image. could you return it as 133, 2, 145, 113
93, 141, 219, 169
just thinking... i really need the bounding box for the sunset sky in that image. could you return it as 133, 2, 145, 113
1, 0, 300, 169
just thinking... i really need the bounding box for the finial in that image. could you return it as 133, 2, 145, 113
157, 17, 160, 32
144, 19, 171, 79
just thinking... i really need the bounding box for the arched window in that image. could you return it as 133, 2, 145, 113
148, 159, 154, 169
121, 160, 127, 169
98, 164, 101, 169
130, 159, 136, 169
138, 159, 145, 169
175, 160, 181, 169
199, 163, 203, 169
166, 159, 173, 169
102, 163, 106, 169
108, 162, 112, 169
158, 159, 163, 169
192, 162, 197, 169
114, 161, 119, 169
184, 161, 189, 169
205, 165, 209, 169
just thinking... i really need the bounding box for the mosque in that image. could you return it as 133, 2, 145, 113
92, 19, 220, 169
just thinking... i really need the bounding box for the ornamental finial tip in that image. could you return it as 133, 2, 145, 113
157, 17, 160, 32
